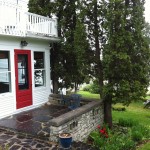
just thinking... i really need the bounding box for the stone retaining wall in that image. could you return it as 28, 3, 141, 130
49, 100, 104, 142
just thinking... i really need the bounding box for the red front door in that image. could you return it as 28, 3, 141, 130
15, 50, 32, 109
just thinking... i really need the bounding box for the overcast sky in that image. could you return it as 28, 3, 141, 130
145, 0, 150, 23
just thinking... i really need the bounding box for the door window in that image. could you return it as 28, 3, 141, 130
17, 54, 29, 90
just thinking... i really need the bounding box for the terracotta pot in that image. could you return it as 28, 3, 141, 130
59, 133, 72, 148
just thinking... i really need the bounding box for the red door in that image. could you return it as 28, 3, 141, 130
15, 50, 32, 109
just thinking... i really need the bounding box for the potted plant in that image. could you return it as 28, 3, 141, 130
59, 133, 72, 148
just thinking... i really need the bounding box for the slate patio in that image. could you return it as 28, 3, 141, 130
0, 127, 96, 150
0, 104, 71, 140
0, 104, 96, 149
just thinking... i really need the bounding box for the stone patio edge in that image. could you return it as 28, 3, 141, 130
49, 100, 103, 127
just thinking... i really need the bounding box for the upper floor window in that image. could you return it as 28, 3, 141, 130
34, 52, 45, 87
0, 51, 11, 93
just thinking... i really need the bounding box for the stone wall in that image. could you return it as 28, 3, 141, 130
49, 100, 104, 142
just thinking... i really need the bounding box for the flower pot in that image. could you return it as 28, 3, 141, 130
59, 133, 72, 149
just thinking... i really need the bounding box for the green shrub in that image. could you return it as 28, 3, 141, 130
131, 124, 150, 140
89, 130, 136, 150
118, 118, 139, 127
131, 130, 143, 142
82, 80, 100, 94
112, 106, 126, 111
89, 80, 100, 94
82, 84, 91, 91
110, 134, 136, 150
89, 84, 99, 94
121, 139, 136, 150
89, 121, 149, 150
89, 131, 106, 148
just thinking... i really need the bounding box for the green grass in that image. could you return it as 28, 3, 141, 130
146, 95, 150, 100
137, 141, 150, 150
77, 91, 100, 99
112, 102, 150, 127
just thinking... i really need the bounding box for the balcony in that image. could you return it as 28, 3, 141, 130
0, 0, 58, 40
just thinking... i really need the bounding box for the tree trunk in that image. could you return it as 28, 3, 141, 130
53, 79, 59, 94
74, 82, 78, 93
104, 95, 112, 128
93, 0, 104, 99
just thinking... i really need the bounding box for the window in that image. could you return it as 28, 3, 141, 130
0, 51, 11, 93
34, 52, 45, 87
17, 54, 29, 90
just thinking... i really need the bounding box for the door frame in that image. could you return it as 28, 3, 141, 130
14, 49, 32, 109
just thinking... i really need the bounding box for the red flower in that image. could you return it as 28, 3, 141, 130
103, 128, 106, 132
97, 125, 109, 139
100, 129, 105, 134
97, 125, 101, 129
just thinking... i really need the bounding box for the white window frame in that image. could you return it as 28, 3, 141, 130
34, 51, 46, 87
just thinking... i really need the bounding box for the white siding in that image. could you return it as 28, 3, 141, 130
33, 88, 50, 105
0, 36, 51, 119
0, 94, 15, 118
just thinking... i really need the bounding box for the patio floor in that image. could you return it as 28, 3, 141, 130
0, 104, 71, 140
0, 104, 96, 150
0, 127, 96, 150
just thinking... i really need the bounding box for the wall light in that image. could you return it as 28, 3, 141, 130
21, 40, 28, 47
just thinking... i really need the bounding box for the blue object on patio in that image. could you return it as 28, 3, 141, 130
68, 94, 81, 110
59, 133, 72, 149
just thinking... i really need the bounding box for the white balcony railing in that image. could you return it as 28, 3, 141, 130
0, 0, 58, 38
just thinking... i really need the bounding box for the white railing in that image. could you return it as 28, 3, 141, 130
0, 0, 58, 38
26, 12, 57, 37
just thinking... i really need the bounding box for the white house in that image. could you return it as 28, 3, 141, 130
0, 0, 59, 118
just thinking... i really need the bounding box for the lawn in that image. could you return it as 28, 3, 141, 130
112, 101, 150, 127
77, 91, 100, 99
137, 141, 150, 150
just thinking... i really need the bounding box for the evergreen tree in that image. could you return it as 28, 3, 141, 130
103, 0, 150, 127
28, 0, 91, 93
28, 0, 53, 17
143, 22, 150, 45
81, 0, 150, 127
73, 16, 92, 91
